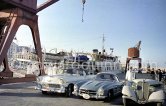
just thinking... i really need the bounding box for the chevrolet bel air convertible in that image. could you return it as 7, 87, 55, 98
73, 72, 123, 101
35, 68, 95, 96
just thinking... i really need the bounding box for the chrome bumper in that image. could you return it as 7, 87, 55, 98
122, 95, 165, 104
78, 92, 106, 99
36, 84, 66, 93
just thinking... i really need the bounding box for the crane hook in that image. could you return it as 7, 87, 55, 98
82, 0, 86, 4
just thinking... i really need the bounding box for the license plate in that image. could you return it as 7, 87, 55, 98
83, 94, 90, 99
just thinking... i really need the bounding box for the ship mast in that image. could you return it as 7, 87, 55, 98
102, 34, 105, 55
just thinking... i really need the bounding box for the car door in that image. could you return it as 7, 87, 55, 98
111, 75, 122, 95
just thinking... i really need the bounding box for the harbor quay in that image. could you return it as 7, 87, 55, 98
0, 72, 166, 106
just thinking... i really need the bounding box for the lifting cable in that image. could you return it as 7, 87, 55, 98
81, 0, 86, 22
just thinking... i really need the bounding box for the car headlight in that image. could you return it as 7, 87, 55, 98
134, 84, 142, 91
36, 84, 42, 89
74, 85, 78, 92
59, 79, 66, 84
36, 77, 41, 82
97, 88, 104, 95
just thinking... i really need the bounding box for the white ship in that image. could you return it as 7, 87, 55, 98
60, 35, 122, 74
88, 49, 122, 74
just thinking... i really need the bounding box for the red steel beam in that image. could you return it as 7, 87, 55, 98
37, 0, 59, 12
1, 0, 37, 13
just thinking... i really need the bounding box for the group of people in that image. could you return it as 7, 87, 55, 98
149, 68, 166, 81
125, 67, 136, 81
125, 67, 166, 82
46, 64, 64, 75
27, 63, 64, 76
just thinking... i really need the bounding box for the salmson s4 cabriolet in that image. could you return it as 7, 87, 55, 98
122, 73, 165, 106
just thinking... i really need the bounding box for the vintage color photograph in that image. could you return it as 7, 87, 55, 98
0, 0, 166, 106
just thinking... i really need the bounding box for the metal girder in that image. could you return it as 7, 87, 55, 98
1, 0, 60, 13
0, 8, 44, 83
37, 0, 59, 12
0, 0, 59, 84
0, 0, 37, 13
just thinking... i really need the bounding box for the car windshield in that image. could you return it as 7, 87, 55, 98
96, 73, 117, 81
135, 73, 155, 80
150, 84, 163, 90
63, 69, 87, 76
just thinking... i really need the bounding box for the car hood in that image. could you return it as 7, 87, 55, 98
132, 79, 161, 85
37, 74, 94, 84
80, 80, 116, 91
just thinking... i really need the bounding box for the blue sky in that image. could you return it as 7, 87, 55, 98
16, 0, 166, 68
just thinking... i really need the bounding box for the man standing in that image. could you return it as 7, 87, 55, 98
151, 68, 155, 79
53, 63, 60, 74
125, 67, 135, 81
158, 69, 162, 81
94, 67, 99, 74
27, 64, 32, 74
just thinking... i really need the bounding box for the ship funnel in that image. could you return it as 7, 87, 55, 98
93, 49, 98, 54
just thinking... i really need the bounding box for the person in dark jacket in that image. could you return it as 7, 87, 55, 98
94, 67, 99, 74
158, 69, 162, 81
150, 68, 155, 79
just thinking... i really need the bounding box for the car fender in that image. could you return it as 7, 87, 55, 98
122, 86, 137, 102
98, 85, 111, 96
148, 90, 165, 102
64, 82, 70, 87
75, 80, 89, 89
100, 83, 121, 96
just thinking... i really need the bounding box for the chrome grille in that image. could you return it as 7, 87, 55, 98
48, 84, 61, 88
80, 89, 96, 95
42, 84, 61, 88
136, 81, 150, 101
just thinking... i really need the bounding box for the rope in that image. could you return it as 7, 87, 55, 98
81, 0, 86, 22
82, 4, 85, 22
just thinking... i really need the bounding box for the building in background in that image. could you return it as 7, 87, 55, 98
7, 42, 19, 59
7, 42, 67, 63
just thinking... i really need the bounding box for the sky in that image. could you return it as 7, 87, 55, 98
15, 0, 166, 68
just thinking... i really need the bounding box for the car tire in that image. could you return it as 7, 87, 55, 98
65, 84, 73, 97
105, 90, 113, 102
42, 91, 48, 95
123, 98, 128, 106
157, 102, 162, 106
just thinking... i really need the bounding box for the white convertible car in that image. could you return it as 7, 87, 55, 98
122, 74, 165, 106
36, 68, 95, 96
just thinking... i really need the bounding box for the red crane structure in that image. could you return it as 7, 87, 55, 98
125, 41, 142, 73
0, 0, 59, 84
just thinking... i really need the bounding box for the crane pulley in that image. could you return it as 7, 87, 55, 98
82, 0, 86, 4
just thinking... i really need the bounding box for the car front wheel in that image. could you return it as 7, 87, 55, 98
105, 90, 113, 102
65, 84, 73, 97
157, 102, 162, 106
123, 98, 128, 106
42, 91, 48, 95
